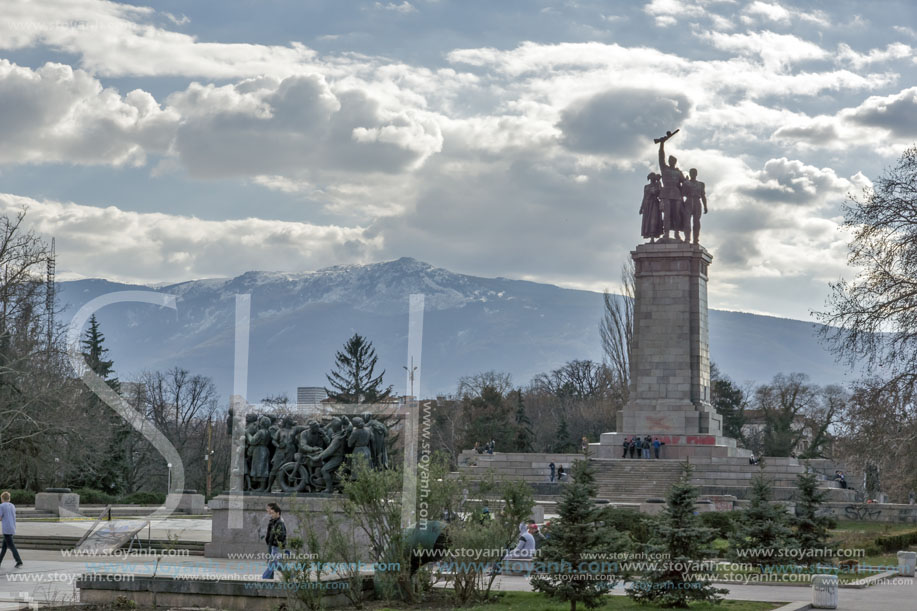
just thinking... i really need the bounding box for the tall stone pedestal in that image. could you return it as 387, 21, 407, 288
602, 241, 747, 458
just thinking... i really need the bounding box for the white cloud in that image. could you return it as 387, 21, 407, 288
0, 60, 176, 165
0, 193, 382, 284
0, 0, 317, 78
699, 30, 829, 70
744, 1, 791, 24
373, 1, 417, 14
837, 42, 913, 70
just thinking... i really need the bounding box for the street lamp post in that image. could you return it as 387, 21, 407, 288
167, 463, 172, 493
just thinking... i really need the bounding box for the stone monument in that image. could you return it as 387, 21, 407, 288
598, 129, 747, 459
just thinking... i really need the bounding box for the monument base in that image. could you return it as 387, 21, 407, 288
35, 491, 80, 516
205, 493, 370, 558
616, 400, 723, 436
595, 432, 751, 459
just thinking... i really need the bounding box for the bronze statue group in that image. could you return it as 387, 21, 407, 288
640, 131, 708, 244
242, 412, 389, 494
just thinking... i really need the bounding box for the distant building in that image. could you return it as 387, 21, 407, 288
297, 386, 328, 405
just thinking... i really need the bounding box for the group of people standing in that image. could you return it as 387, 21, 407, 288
622, 435, 664, 459
474, 439, 496, 455
640, 134, 708, 244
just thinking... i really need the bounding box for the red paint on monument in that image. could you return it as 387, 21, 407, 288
686, 436, 716, 445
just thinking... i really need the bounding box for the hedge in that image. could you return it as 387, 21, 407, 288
874, 529, 917, 553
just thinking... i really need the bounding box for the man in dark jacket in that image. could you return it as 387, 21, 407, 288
262, 502, 287, 580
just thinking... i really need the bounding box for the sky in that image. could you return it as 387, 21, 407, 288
1, 0, 915, 322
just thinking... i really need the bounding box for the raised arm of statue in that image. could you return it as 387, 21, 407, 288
658, 140, 666, 174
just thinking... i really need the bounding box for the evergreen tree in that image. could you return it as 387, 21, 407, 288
79, 314, 129, 493
710, 363, 746, 441
627, 462, 728, 608
531, 459, 628, 611
513, 390, 534, 452
460, 385, 514, 451
325, 333, 393, 403
728, 469, 795, 569
552, 415, 575, 453
792, 471, 833, 564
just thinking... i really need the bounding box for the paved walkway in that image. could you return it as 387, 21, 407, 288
1, 548, 913, 610
14, 518, 212, 543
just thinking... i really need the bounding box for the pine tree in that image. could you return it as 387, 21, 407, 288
81, 315, 117, 383
513, 390, 534, 452
553, 415, 575, 453
79, 314, 129, 493
728, 469, 795, 569
792, 471, 833, 564
710, 363, 746, 441
325, 333, 393, 403
460, 385, 514, 451
531, 459, 628, 611
626, 462, 728, 607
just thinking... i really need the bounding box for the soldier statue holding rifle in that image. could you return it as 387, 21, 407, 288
656, 129, 686, 242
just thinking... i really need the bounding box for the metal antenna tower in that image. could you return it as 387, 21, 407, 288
46, 237, 55, 351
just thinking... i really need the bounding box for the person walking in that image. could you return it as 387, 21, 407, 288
0, 491, 23, 569
262, 502, 287, 580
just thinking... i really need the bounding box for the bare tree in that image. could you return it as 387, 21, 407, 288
600, 261, 634, 404
834, 378, 917, 502
753, 373, 843, 458
457, 370, 513, 399
135, 367, 220, 492
816, 145, 917, 395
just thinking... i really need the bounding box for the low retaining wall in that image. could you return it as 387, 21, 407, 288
78, 574, 370, 610
820, 502, 917, 524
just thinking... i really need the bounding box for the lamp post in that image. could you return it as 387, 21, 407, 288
403, 356, 418, 399
167, 463, 172, 493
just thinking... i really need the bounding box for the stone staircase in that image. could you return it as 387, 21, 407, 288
456, 451, 858, 506
590, 458, 684, 503
587, 456, 857, 504
457, 450, 584, 484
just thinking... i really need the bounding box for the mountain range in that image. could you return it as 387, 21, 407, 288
57, 257, 854, 403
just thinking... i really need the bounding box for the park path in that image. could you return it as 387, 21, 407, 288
1, 547, 913, 610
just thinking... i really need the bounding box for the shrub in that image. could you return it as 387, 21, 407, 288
602, 507, 653, 543
701, 510, 739, 539
74, 488, 119, 504
121, 491, 166, 505
1, 489, 36, 505
874, 529, 917, 553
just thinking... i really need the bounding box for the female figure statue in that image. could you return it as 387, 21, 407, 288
640, 172, 663, 242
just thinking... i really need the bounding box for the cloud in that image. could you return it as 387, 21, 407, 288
837, 42, 913, 69
0, 60, 176, 165
847, 87, 917, 136
0, 193, 382, 284
373, 1, 417, 14
0, 0, 317, 78
739, 158, 852, 206
744, 1, 791, 24
699, 30, 829, 69
167, 75, 443, 179
558, 88, 692, 156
